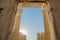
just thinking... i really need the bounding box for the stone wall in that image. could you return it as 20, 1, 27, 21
0, 0, 17, 40
49, 0, 60, 40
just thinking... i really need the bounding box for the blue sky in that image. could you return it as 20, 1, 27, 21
19, 8, 44, 40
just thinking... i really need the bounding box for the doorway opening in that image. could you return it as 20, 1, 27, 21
19, 7, 45, 40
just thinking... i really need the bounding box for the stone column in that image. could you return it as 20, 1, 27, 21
41, 3, 51, 40
12, 3, 23, 40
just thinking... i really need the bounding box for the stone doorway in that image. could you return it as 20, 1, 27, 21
13, 2, 56, 40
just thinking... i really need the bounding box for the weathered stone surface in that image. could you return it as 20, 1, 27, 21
18, 0, 45, 2
49, 0, 60, 40
37, 32, 45, 40
0, 0, 17, 40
